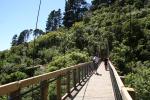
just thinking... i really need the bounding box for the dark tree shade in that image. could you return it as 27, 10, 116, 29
92, 0, 115, 9
33, 29, 44, 37
63, 0, 75, 28
11, 34, 18, 46
46, 9, 62, 32
74, 0, 88, 22
63, 0, 88, 28
17, 29, 32, 45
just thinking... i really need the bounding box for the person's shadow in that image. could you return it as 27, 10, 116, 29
95, 72, 102, 76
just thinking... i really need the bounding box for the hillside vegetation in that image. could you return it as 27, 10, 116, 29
0, 0, 150, 99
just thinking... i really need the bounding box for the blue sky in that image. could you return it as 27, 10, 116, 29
0, 0, 92, 51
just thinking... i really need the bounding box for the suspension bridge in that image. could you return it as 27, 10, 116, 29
0, 60, 135, 100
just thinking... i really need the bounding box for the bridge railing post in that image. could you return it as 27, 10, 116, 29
89, 63, 93, 75
78, 68, 81, 85
9, 89, 21, 100
87, 65, 89, 77
82, 67, 84, 81
84, 65, 87, 79
66, 71, 71, 96
56, 76, 61, 100
73, 69, 77, 90
40, 80, 48, 100
86, 65, 88, 77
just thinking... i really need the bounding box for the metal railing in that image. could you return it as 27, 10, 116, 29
109, 61, 133, 100
0, 62, 94, 100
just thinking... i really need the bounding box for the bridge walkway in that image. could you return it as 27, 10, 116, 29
74, 62, 115, 100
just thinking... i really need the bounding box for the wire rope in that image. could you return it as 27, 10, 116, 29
32, 0, 42, 100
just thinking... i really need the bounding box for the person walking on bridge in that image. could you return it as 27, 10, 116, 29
104, 58, 108, 71
92, 56, 99, 74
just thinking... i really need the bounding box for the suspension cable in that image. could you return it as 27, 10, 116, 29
32, 0, 42, 99
33, 0, 42, 66
35, 0, 42, 30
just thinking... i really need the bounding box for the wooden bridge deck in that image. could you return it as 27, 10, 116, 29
74, 62, 115, 100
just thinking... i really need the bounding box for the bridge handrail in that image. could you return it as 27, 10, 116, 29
109, 61, 133, 100
0, 61, 93, 100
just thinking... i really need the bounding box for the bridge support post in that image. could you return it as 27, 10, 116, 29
40, 80, 48, 100
67, 71, 71, 96
9, 89, 21, 100
56, 76, 61, 100
73, 69, 77, 90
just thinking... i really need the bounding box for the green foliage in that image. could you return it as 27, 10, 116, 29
125, 64, 150, 100
0, 71, 27, 84
46, 9, 62, 32
48, 83, 57, 100
48, 51, 89, 71
33, 29, 44, 37
63, 0, 88, 28
36, 31, 64, 48
17, 29, 32, 45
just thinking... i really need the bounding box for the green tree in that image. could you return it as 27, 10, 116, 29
46, 10, 55, 32
33, 29, 44, 37
55, 9, 62, 28
74, 0, 88, 21
46, 9, 62, 32
92, 0, 114, 9
63, 0, 75, 28
17, 29, 32, 45
63, 0, 88, 28
11, 34, 18, 46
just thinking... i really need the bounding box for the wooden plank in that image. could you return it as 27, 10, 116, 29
9, 89, 21, 100
73, 69, 77, 90
0, 82, 19, 96
66, 71, 71, 96
78, 68, 81, 85
74, 62, 115, 100
40, 80, 49, 100
19, 75, 42, 88
56, 76, 61, 100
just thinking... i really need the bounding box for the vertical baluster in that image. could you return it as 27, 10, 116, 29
9, 90, 21, 100
66, 71, 70, 96
84, 65, 86, 79
40, 80, 48, 100
73, 69, 77, 90
89, 63, 90, 75
88, 64, 90, 76
78, 68, 81, 85
82, 67, 84, 81
91, 63, 93, 75
56, 76, 61, 100
87, 65, 89, 77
